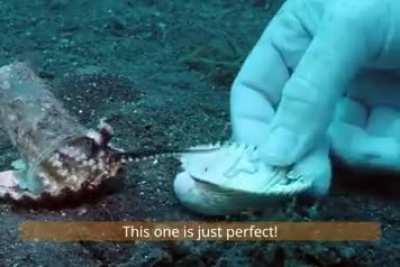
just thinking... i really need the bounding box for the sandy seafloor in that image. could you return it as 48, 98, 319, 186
0, 0, 399, 266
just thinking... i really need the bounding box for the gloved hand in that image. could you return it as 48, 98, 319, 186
231, 0, 400, 194
330, 70, 400, 172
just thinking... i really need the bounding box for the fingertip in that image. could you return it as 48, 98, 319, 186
260, 126, 300, 166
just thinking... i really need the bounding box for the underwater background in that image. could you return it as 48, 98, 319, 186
0, 0, 399, 266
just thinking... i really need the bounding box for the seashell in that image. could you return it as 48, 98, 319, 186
174, 142, 312, 215
0, 62, 125, 203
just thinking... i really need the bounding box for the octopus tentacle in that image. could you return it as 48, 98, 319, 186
0, 63, 125, 203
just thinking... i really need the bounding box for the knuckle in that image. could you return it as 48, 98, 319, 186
283, 76, 321, 104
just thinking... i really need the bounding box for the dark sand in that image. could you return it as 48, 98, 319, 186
0, 0, 399, 266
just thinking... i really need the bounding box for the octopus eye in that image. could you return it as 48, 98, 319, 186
72, 137, 99, 157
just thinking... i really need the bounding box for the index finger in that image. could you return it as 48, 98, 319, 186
231, 1, 312, 145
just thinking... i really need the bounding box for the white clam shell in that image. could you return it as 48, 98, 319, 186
174, 142, 313, 215
180, 143, 311, 196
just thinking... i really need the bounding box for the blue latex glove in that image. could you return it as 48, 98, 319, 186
231, 0, 400, 195
330, 70, 400, 172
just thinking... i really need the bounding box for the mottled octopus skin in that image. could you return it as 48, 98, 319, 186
0, 62, 125, 202
0, 62, 311, 205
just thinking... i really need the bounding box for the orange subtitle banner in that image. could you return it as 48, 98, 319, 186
20, 221, 381, 242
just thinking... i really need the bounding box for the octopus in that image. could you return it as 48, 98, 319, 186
0, 62, 127, 202
0, 62, 310, 213
0, 61, 218, 204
